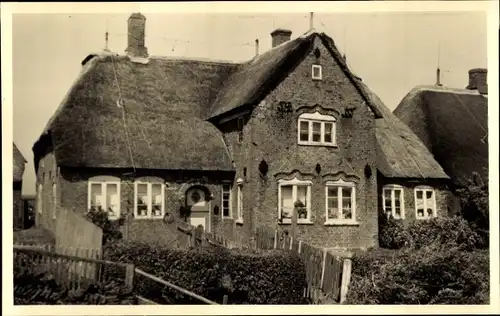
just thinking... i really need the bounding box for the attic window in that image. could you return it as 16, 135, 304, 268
312, 65, 322, 80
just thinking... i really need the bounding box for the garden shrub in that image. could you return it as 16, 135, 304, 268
85, 206, 122, 245
103, 240, 309, 304
378, 209, 410, 249
346, 245, 489, 304
406, 216, 484, 250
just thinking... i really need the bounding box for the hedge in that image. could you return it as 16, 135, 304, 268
346, 246, 489, 304
103, 241, 309, 304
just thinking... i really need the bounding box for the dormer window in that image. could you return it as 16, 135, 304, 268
297, 112, 336, 146
312, 65, 322, 80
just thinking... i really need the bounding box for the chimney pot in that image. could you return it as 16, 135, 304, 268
466, 68, 487, 95
126, 12, 148, 58
255, 39, 259, 56
270, 28, 292, 48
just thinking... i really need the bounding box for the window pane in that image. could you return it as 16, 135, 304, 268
299, 121, 309, 141
394, 190, 401, 217
324, 123, 333, 143
296, 185, 308, 219
151, 184, 163, 217
426, 190, 435, 217
416, 190, 424, 218
106, 183, 119, 217
342, 187, 352, 220
312, 122, 321, 142
416, 190, 423, 199
384, 190, 392, 213
90, 183, 102, 209
327, 187, 339, 220
136, 183, 148, 216
281, 186, 293, 219
222, 184, 230, 217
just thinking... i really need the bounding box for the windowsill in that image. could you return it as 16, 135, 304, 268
298, 141, 337, 147
416, 216, 436, 220
235, 219, 244, 225
324, 220, 359, 226
279, 220, 314, 225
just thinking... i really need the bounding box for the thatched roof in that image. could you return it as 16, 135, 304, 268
355, 82, 449, 180
13, 142, 26, 182
35, 54, 238, 171
207, 32, 382, 120
394, 85, 488, 186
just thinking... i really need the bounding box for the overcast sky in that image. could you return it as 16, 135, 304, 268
11, 11, 487, 195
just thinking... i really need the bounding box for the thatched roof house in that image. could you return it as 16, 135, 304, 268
394, 69, 488, 186
13, 142, 26, 183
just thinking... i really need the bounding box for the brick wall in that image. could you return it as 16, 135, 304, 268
219, 37, 379, 249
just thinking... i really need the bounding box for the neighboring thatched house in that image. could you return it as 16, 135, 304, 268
13, 142, 27, 230
393, 69, 488, 214
32, 13, 452, 249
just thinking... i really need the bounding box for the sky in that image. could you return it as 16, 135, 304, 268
11, 11, 487, 195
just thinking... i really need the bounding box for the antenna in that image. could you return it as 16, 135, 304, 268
103, 15, 110, 52
343, 25, 347, 61
436, 38, 442, 86
309, 12, 314, 30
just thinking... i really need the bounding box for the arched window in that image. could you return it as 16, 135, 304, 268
297, 112, 337, 146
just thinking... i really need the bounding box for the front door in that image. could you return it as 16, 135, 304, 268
186, 187, 210, 232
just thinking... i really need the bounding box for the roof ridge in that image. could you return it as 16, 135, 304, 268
410, 85, 484, 96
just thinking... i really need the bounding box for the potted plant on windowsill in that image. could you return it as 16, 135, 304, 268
295, 200, 307, 220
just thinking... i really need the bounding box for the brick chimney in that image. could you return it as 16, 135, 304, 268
270, 28, 292, 48
466, 68, 487, 95
126, 13, 148, 58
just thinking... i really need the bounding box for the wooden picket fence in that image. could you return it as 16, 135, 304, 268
13, 244, 133, 291
14, 243, 224, 305
255, 226, 352, 304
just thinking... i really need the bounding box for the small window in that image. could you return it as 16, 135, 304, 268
297, 112, 337, 146
237, 117, 244, 143
415, 186, 437, 219
52, 183, 57, 219
134, 181, 165, 219
382, 185, 405, 219
278, 177, 312, 224
37, 184, 43, 214
312, 65, 322, 80
222, 184, 232, 218
325, 180, 356, 224
236, 182, 243, 222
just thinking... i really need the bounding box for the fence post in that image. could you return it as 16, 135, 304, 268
222, 295, 228, 305
320, 248, 327, 290
298, 240, 303, 254
273, 229, 278, 249
291, 206, 297, 243
125, 264, 135, 291
339, 258, 352, 304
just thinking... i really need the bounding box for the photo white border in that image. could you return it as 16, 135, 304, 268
2, 1, 499, 315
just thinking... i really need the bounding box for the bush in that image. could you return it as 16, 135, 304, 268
85, 206, 122, 245
103, 240, 309, 304
406, 216, 484, 250
457, 173, 489, 248
378, 209, 410, 249
346, 246, 489, 304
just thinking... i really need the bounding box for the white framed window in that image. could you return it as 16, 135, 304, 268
312, 64, 322, 80
278, 177, 312, 224
235, 178, 244, 223
37, 184, 43, 214
297, 112, 336, 146
325, 179, 356, 224
382, 185, 405, 219
222, 183, 232, 218
52, 183, 57, 219
88, 176, 121, 220
414, 186, 437, 219
134, 181, 165, 219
